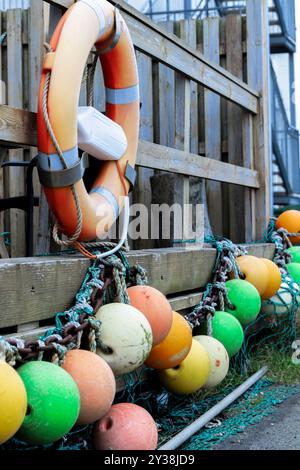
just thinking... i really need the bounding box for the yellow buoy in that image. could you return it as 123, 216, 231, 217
157, 340, 210, 395
234, 255, 269, 296
260, 259, 282, 300
194, 336, 229, 389
0, 361, 27, 444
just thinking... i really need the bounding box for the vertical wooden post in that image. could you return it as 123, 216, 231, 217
203, 17, 223, 236
151, 21, 176, 248
246, 0, 271, 240
226, 14, 245, 243
173, 19, 194, 247
28, 0, 48, 255
6, 9, 25, 257
153, 21, 175, 149
133, 51, 155, 249
19, 1, 41, 337
0, 12, 6, 251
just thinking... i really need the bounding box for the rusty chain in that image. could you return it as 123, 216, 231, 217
186, 238, 246, 329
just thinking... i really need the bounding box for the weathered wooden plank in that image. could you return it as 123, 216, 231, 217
29, 0, 48, 257
0, 12, 5, 242
151, 21, 177, 248
170, 19, 193, 248
3, 292, 203, 341
43, 0, 259, 113
0, 237, 9, 258
226, 14, 245, 243
6, 9, 25, 258
0, 105, 37, 147
242, 113, 255, 241
137, 140, 259, 188
246, 0, 271, 240
133, 51, 155, 250
0, 105, 259, 188
169, 292, 202, 313
0, 244, 275, 329
203, 17, 223, 236
153, 21, 175, 148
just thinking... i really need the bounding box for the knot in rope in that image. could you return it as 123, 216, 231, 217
0, 338, 20, 366
86, 317, 102, 353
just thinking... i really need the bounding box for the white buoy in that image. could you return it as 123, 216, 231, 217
95, 303, 153, 376
194, 335, 229, 389
261, 279, 299, 316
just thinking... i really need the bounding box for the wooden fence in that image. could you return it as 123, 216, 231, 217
0, 1, 274, 353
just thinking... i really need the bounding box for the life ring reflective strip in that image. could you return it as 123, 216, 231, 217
37, 0, 139, 242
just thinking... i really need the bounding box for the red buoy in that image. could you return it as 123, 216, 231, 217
62, 349, 116, 425
93, 403, 158, 450
127, 285, 172, 346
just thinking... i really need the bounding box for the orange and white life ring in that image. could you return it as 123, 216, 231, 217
37, 0, 139, 243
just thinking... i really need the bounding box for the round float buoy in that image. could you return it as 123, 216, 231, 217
200, 311, 244, 358
289, 278, 300, 305
193, 336, 229, 389
62, 349, 116, 425
157, 339, 210, 395
234, 255, 269, 296
95, 303, 153, 376
127, 285, 172, 346
287, 263, 300, 284
145, 311, 192, 369
225, 279, 261, 326
93, 403, 158, 450
260, 259, 282, 300
276, 210, 300, 244
0, 361, 27, 445
287, 247, 300, 263
16, 361, 80, 445
261, 281, 292, 316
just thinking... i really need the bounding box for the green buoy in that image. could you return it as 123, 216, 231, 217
195, 312, 244, 358
16, 361, 80, 445
287, 247, 300, 264
287, 262, 300, 285
225, 279, 261, 326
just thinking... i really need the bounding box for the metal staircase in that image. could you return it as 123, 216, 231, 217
140, 0, 296, 53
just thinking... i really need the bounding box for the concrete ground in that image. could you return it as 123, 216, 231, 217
214, 392, 300, 450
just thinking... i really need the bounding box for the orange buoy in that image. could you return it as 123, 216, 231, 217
260, 259, 282, 300
145, 311, 192, 370
93, 403, 158, 450
276, 210, 300, 244
127, 286, 172, 346
234, 255, 269, 296
62, 349, 116, 425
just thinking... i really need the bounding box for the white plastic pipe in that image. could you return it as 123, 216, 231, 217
158, 366, 268, 451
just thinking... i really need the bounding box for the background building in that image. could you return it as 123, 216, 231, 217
127, 0, 300, 208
